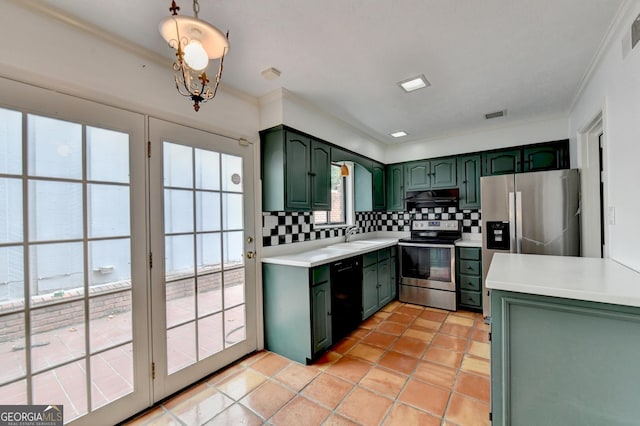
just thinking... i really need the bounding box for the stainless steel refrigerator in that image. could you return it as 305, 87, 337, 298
481, 169, 581, 319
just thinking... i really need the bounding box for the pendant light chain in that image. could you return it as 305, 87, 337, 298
193, 0, 200, 19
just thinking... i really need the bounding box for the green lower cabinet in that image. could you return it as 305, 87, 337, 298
456, 247, 482, 311
263, 263, 331, 364
362, 264, 378, 319
491, 290, 640, 425
390, 249, 397, 299
312, 281, 331, 354
362, 248, 395, 320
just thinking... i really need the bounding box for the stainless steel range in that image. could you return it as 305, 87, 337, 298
398, 219, 461, 310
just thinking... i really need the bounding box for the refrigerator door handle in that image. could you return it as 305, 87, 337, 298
508, 192, 517, 253
515, 191, 523, 253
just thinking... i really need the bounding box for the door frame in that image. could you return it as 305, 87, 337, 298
578, 112, 608, 258
147, 116, 258, 402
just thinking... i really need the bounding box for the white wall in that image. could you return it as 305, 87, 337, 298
384, 116, 569, 164
259, 88, 387, 162
0, 1, 260, 142
569, 1, 640, 271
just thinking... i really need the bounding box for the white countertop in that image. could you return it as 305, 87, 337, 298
261, 237, 400, 268
486, 253, 640, 307
455, 233, 482, 248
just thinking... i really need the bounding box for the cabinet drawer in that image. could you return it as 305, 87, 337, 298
458, 247, 481, 261
363, 251, 378, 267
312, 264, 330, 285
459, 260, 481, 276
460, 290, 481, 307
459, 274, 481, 291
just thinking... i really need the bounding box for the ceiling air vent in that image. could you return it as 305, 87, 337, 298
485, 110, 506, 120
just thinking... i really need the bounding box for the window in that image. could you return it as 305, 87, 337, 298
313, 163, 346, 226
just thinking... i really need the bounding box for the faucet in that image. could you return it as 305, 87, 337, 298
345, 225, 358, 242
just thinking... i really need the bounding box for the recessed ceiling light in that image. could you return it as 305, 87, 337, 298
390, 131, 408, 138
398, 75, 431, 92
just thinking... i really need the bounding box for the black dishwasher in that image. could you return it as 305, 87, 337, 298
330, 256, 363, 343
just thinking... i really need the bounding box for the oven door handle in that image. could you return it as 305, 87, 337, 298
398, 242, 456, 249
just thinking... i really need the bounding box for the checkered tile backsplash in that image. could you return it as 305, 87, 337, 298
262, 208, 481, 247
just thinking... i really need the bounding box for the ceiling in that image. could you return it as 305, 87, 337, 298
32, 0, 624, 145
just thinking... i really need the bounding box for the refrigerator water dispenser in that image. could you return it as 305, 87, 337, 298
487, 221, 510, 250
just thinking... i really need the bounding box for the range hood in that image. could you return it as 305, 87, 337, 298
404, 188, 459, 210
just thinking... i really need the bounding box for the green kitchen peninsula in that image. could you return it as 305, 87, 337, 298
487, 253, 640, 425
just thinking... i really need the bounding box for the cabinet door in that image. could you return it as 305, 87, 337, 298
311, 140, 331, 210
457, 155, 481, 209
312, 281, 332, 355
430, 158, 457, 188
372, 163, 386, 211
482, 149, 522, 176
404, 160, 431, 190
362, 264, 378, 319
522, 143, 567, 172
390, 255, 397, 300
285, 132, 311, 210
386, 164, 404, 211
377, 258, 391, 307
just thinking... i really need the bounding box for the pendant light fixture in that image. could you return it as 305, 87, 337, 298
159, 0, 229, 111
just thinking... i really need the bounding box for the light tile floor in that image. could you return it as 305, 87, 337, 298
125, 301, 490, 426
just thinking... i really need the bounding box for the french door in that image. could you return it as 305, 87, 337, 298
0, 78, 257, 424
148, 118, 257, 401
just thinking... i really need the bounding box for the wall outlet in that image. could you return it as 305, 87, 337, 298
608, 206, 616, 225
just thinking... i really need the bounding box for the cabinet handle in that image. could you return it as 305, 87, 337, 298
467, 266, 473, 270
308, 172, 316, 177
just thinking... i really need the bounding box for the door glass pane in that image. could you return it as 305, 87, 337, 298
198, 313, 223, 358
220, 154, 242, 192
29, 180, 83, 242
195, 191, 220, 232
28, 114, 82, 179
197, 272, 222, 317
0, 107, 22, 175
30, 300, 85, 373
30, 242, 84, 304
0, 380, 27, 405
222, 193, 243, 230
164, 189, 194, 234
91, 344, 133, 409
0, 311, 25, 384
0, 178, 22, 243
163, 142, 192, 188
87, 126, 130, 183
0, 246, 24, 305
223, 269, 244, 308
167, 323, 196, 374
166, 277, 195, 328
165, 235, 194, 275
89, 239, 131, 289
33, 361, 87, 423
90, 292, 132, 352
195, 149, 220, 190
224, 305, 245, 348
223, 231, 244, 268
89, 184, 130, 238
196, 233, 221, 272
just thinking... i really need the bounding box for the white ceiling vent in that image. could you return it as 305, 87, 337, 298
632, 13, 640, 50
485, 110, 506, 120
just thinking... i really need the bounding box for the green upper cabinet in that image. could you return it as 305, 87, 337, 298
261, 126, 330, 211
386, 164, 404, 211
285, 132, 312, 210
310, 141, 331, 210
482, 149, 522, 176
405, 158, 456, 191
522, 141, 569, 172
404, 160, 431, 191
430, 158, 457, 188
372, 162, 386, 211
457, 155, 481, 209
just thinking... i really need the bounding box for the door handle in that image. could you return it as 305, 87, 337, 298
246, 251, 255, 259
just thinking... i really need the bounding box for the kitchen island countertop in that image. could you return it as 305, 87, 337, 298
486, 253, 640, 307
261, 237, 400, 268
